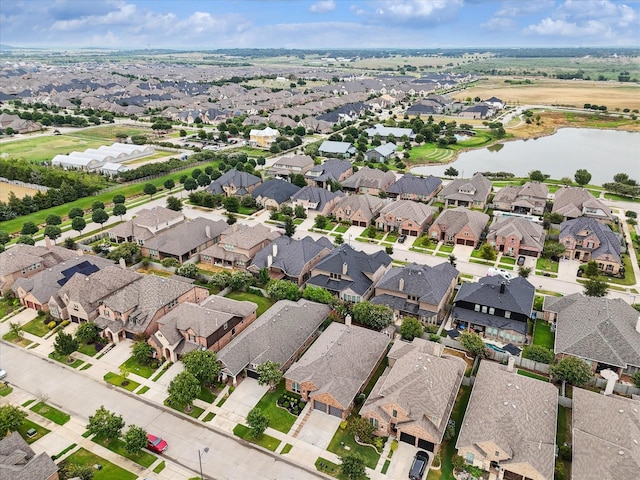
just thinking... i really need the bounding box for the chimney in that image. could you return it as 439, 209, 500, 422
205, 225, 211, 239
636, 316, 640, 334
119, 258, 127, 269
267, 254, 273, 268
45, 235, 52, 250
600, 369, 619, 396
273, 243, 278, 257
507, 356, 515, 372
342, 262, 348, 275
500, 282, 506, 294
399, 278, 405, 291
345, 314, 352, 327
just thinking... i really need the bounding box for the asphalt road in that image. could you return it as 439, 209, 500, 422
1, 344, 323, 480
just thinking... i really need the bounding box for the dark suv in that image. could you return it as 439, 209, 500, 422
409, 451, 429, 480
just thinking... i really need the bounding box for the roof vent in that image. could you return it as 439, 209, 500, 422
619, 451, 625, 456
619, 409, 624, 413
503, 401, 509, 406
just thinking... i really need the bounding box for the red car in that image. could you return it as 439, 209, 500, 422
146, 433, 168, 454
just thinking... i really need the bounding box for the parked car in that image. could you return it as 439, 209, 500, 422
517, 256, 526, 266
146, 433, 168, 453
487, 267, 514, 280
409, 450, 429, 480
398, 234, 407, 244
0, 369, 6, 380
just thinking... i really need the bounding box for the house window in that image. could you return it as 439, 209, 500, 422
370, 417, 379, 428
465, 452, 475, 464
489, 307, 495, 315
168, 298, 178, 309
408, 295, 419, 302
188, 334, 195, 342
505, 311, 511, 319
495, 451, 500, 457
392, 409, 398, 418
291, 382, 301, 394
474, 304, 480, 312
330, 272, 342, 280
73, 304, 79, 311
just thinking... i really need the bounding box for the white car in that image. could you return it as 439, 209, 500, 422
487, 267, 514, 280
0, 369, 6, 380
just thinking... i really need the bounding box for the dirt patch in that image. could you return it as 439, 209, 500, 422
0, 182, 41, 201
196, 263, 236, 274
506, 111, 640, 139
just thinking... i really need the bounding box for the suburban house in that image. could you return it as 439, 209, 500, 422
371, 262, 458, 324
360, 338, 466, 453
484, 96, 505, 109
364, 123, 416, 140
456, 360, 557, 480
248, 235, 333, 285
386, 173, 442, 202
332, 194, 385, 227
206, 169, 262, 197
307, 244, 392, 303
365, 143, 397, 162
304, 159, 353, 188
492, 182, 548, 216
217, 299, 331, 384
552, 187, 612, 223
290, 185, 345, 215
140, 217, 228, 263
267, 154, 315, 178
0, 243, 77, 294
571, 388, 640, 479
428, 207, 489, 247
486, 216, 545, 257
451, 275, 535, 346
318, 140, 356, 158
94, 275, 209, 342
285, 321, 390, 420
376, 200, 436, 237
543, 294, 640, 376
438, 173, 492, 209
12, 256, 114, 312
0, 432, 59, 480
200, 223, 280, 270
340, 167, 396, 195
251, 178, 301, 209
149, 295, 258, 362
249, 126, 278, 147
458, 103, 495, 119
107, 206, 185, 244
559, 217, 622, 274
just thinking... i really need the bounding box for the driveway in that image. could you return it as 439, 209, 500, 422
557, 258, 580, 282
215, 377, 268, 423
296, 410, 341, 449
385, 440, 422, 480
98, 338, 134, 368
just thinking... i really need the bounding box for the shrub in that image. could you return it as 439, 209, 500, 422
161, 258, 178, 268
432, 455, 441, 468
47, 321, 57, 329
142, 258, 150, 267
61, 320, 70, 327
558, 445, 572, 461
555, 460, 566, 480
37, 309, 45, 316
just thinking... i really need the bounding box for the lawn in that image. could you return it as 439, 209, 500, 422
0, 384, 13, 396
93, 434, 157, 468
77, 342, 99, 357
438, 244, 454, 253
327, 421, 381, 470
603, 254, 637, 286
20, 317, 51, 337
153, 461, 166, 473
254, 380, 298, 434
557, 405, 571, 446
334, 225, 349, 233
315, 457, 345, 479
1, 331, 32, 347
30, 401, 70, 425
536, 257, 559, 273
0, 134, 106, 163
196, 384, 217, 403
0, 298, 18, 318
137, 386, 150, 395
499, 256, 516, 265
164, 400, 205, 419
233, 424, 281, 451
225, 291, 274, 317
533, 319, 554, 350
120, 356, 158, 379
517, 369, 549, 382
49, 351, 84, 368
62, 448, 137, 480
103, 372, 140, 392
67, 125, 152, 142
281, 443, 293, 454
18, 418, 50, 444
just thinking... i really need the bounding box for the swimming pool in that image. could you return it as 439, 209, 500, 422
485, 343, 506, 353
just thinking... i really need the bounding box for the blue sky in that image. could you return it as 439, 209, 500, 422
1, 0, 639, 49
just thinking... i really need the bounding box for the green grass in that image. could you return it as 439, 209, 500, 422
536, 257, 559, 273
362, 356, 388, 400
20, 317, 51, 337
152, 363, 172, 382
18, 418, 50, 444
315, 457, 345, 479
153, 461, 166, 473
225, 291, 275, 317
382, 459, 391, 474
499, 256, 516, 265
216, 394, 229, 407
602, 254, 637, 286
120, 356, 158, 379
53, 443, 77, 459
164, 400, 205, 419
1, 134, 107, 163
327, 421, 381, 470
517, 369, 549, 382
49, 351, 84, 368
604, 192, 640, 203
203, 412, 216, 422
30, 401, 70, 425
438, 244, 454, 253
0, 298, 18, 318
533, 319, 554, 350
77, 342, 99, 357
557, 405, 571, 446
233, 424, 281, 451
281, 443, 293, 455
254, 380, 298, 434
63, 447, 137, 480
103, 372, 140, 392
80, 363, 92, 371
93, 435, 157, 468
196, 384, 217, 403
137, 386, 150, 395
334, 225, 349, 233
0, 384, 13, 396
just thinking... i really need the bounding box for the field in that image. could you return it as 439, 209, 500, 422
0, 182, 41, 201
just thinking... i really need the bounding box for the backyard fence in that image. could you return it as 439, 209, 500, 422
0, 177, 49, 192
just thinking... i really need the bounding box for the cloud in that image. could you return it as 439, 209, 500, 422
361, 0, 464, 26
524, 18, 611, 37
481, 16, 516, 31
310, 0, 335, 13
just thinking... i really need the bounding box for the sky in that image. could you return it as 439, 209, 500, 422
1, 0, 639, 49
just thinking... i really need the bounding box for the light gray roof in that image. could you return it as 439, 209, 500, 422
455, 360, 557, 480
487, 217, 545, 251
368, 142, 397, 157
305, 159, 352, 183
0, 432, 58, 480
107, 206, 184, 241
374, 262, 458, 306
285, 322, 390, 408
386, 173, 442, 197
432, 207, 489, 239
249, 235, 333, 278
493, 182, 548, 208
270, 154, 314, 169
217, 299, 331, 377
361, 338, 466, 443
552, 187, 612, 220
341, 167, 396, 190
548, 293, 640, 369
439, 173, 492, 203
291, 185, 344, 211
0, 244, 77, 277
143, 217, 227, 257
559, 217, 621, 264
334, 194, 384, 221
319, 141, 356, 155
364, 123, 415, 139
379, 200, 436, 226
572, 388, 640, 480
203, 223, 280, 253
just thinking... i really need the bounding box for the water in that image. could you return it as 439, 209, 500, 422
411, 128, 640, 185
485, 343, 506, 353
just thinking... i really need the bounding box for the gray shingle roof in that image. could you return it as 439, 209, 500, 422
285, 322, 390, 408
439, 173, 492, 203
431, 207, 489, 238
107, 206, 184, 241
305, 159, 352, 183
454, 275, 535, 318
249, 235, 333, 278
552, 187, 612, 220
374, 262, 458, 306
143, 217, 227, 257
455, 360, 558, 480
367, 142, 397, 157
206, 169, 262, 195
251, 178, 301, 204
559, 217, 621, 263
0, 432, 58, 480
0, 244, 77, 277
378, 200, 436, 227
291, 186, 344, 211
319, 141, 356, 155
487, 217, 545, 251
201, 223, 280, 254
386, 173, 442, 197
341, 167, 396, 190
334, 194, 384, 222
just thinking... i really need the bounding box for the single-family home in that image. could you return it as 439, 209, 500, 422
0, 432, 59, 480
248, 235, 333, 285
484, 96, 505, 109
486, 216, 546, 257
206, 169, 262, 197
559, 217, 622, 274
251, 179, 301, 209
364, 123, 416, 140
307, 244, 392, 303
386, 173, 442, 202
438, 173, 492, 209
200, 223, 280, 270
455, 360, 557, 480
451, 275, 535, 346
341, 168, 396, 196
360, 338, 466, 453
332, 194, 385, 227
552, 187, 612, 223
492, 182, 548, 216
217, 299, 331, 384
365, 143, 397, 162
285, 320, 390, 420
249, 126, 279, 148
304, 159, 353, 188
371, 262, 458, 324
428, 207, 489, 247
318, 141, 356, 158
267, 155, 315, 178
290, 186, 345, 215
458, 103, 494, 119
107, 206, 185, 244
376, 200, 436, 237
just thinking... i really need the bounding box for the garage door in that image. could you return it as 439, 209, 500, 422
246, 369, 260, 379
314, 400, 327, 413
456, 238, 465, 245
418, 438, 435, 452
399, 431, 416, 446
328, 406, 343, 418
465, 239, 475, 246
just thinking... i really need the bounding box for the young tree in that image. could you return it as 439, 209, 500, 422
87, 406, 125, 443
258, 267, 270, 286
334, 234, 344, 245
209, 271, 231, 289
44, 225, 62, 243
522, 345, 554, 364
197, 173, 211, 187
46, 214, 62, 226
347, 417, 375, 444
444, 166, 459, 178
294, 204, 307, 219
266, 279, 301, 301
542, 241, 566, 260
182, 349, 221, 385
584, 260, 600, 278
479, 243, 496, 261
314, 215, 328, 230
68, 207, 85, 219
75, 322, 100, 344
143, 183, 157, 198
183, 177, 198, 194
400, 317, 424, 341
574, 169, 592, 186
0, 230, 9, 247
284, 216, 296, 237
302, 285, 334, 304
21, 221, 38, 235
518, 266, 531, 278
176, 263, 199, 279
91, 208, 109, 231
583, 277, 609, 297
166, 196, 183, 211
223, 196, 240, 213
340, 453, 368, 480
92, 201, 105, 212
167, 371, 201, 410
113, 203, 127, 220
123, 424, 148, 456
448, 254, 457, 267
246, 407, 269, 438
112, 194, 126, 204
54, 331, 79, 357
256, 360, 283, 390
459, 331, 486, 357
17, 235, 35, 245
551, 357, 592, 395
8, 321, 23, 339
164, 179, 175, 191
0, 405, 27, 436
131, 341, 154, 366
71, 216, 86, 234
229, 270, 254, 291
352, 302, 393, 329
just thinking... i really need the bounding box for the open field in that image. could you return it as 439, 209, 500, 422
0, 135, 105, 163
506, 111, 640, 139
0, 182, 41, 201
67, 125, 153, 142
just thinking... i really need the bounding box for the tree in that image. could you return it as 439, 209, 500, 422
284, 216, 296, 237
448, 254, 457, 267
229, 270, 254, 291
0, 405, 27, 436
223, 196, 240, 213
459, 331, 486, 357
17, 235, 35, 245
71, 216, 86, 234
91, 208, 109, 230
182, 349, 221, 385
290, 173, 307, 188
8, 321, 23, 339
302, 285, 334, 304
266, 279, 301, 301
44, 225, 62, 243
529, 170, 547, 182
479, 243, 496, 261
583, 277, 608, 297
551, 357, 592, 394
59, 463, 94, 480
46, 214, 62, 226
106, 242, 139, 263
584, 260, 600, 278
112, 194, 125, 204
518, 266, 531, 278
444, 166, 459, 178
522, 345, 554, 364
131, 341, 154, 366
164, 178, 175, 191
334, 234, 344, 245
246, 408, 269, 438
113, 203, 127, 220
542, 241, 565, 260
294, 204, 307, 219
256, 361, 283, 390
314, 215, 328, 230
400, 317, 423, 341
143, 183, 157, 198
86, 406, 125, 443
0, 230, 9, 246
123, 425, 148, 456
75, 322, 100, 344
632, 371, 640, 388
54, 331, 78, 357
176, 263, 199, 279
167, 371, 201, 410
574, 169, 592, 186
21, 221, 38, 235
352, 302, 393, 329
92, 201, 105, 211
340, 453, 368, 480
183, 177, 198, 193
197, 173, 211, 187
209, 271, 231, 289
347, 416, 375, 444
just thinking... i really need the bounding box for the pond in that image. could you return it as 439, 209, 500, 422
411, 128, 640, 185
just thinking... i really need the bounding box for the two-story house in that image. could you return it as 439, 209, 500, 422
304, 159, 353, 189
486, 216, 545, 257
249, 126, 278, 148
552, 187, 612, 223
333, 194, 385, 227
267, 154, 314, 178
492, 182, 548, 216
559, 217, 622, 274
386, 173, 442, 202
251, 179, 301, 210
206, 169, 262, 197
290, 186, 345, 215
428, 207, 489, 247
200, 223, 280, 270
437, 173, 492, 209
340, 167, 396, 196
376, 200, 436, 237
107, 206, 184, 244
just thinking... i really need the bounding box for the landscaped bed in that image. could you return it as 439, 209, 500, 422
119, 356, 159, 379
49, 351, 84, 368
61, 447, 137, 480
